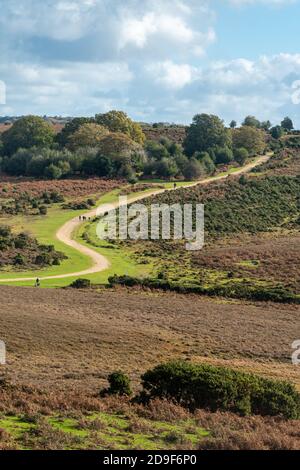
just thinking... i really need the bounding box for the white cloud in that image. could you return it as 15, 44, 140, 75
119, 12, 194, 49
146, 61, 199, 89
0, 0, 299, 126
0, 61, 133, 115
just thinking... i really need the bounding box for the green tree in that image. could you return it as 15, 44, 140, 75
56, 117, 94, 147
44, 164, 62, 180
234, 147, 249, 166
230, 120, 237, 129
67, 123, 109, 150
154, 158, 178, 179
184, 114, 232, 157
242, 115, 261, 128
260, 120, 272, 131
281, 116, 294, 131
95, 110, 145, 144
145, 140, 170, 160
3, 148, 32, 175
270, 125, 284, 140
233, 126, 265, 156
183, 157, 204, 180
214, 146, 234, 164
194, 151, 215, 174
2, 116, 55, 155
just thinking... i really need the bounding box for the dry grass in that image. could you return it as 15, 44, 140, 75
0, 387, 299, 450
192, 232, 300, 292
0, 285, 299, 393
0, 177, 121, 199
196, 409, 300, 450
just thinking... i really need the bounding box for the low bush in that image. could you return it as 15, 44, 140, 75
140, 361, 300, 419
108, 275, 300, 304
69, 278, 91, 289
100, 371, 132, 397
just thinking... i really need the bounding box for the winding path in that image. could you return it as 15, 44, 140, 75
0, 154, 270, 283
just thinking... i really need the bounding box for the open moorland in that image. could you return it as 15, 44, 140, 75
0, 285, 299, 450
0, 113, 299, 450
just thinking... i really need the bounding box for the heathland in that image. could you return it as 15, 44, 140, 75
0, 112, 299, 449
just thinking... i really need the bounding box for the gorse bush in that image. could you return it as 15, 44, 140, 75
140, 362, 300, 419
100, 371, 132, 397
69, 278, 91, 289
108, 275, 300, 304
0, 225, 66, 268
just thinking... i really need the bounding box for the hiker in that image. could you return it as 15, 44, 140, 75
79, 215, 82, 221
174, 183, 177, 189
35, 278, 40, 288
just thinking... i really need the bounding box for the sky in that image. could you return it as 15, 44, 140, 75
0, 0, 300, 126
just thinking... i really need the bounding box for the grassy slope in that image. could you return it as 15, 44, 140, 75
0, 157, 265, 288
0, 412, 208, 450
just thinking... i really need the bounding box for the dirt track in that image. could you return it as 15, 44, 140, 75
0, 154, 270, 283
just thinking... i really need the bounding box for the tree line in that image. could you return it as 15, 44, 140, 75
0, 110, 293, 181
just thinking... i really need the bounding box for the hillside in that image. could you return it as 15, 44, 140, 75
0, 285, 299, 450
1, 285, 298, 391
141, 124, 187, 144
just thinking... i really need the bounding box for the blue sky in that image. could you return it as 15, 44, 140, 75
0, 0, 300, 125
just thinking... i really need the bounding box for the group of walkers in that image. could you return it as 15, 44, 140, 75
79, 215, 91, 222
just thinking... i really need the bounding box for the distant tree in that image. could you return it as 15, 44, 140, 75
2, 148, 32, 175
233, 126, 266, 156
44, 164, 62, 180
57, 160, 71, 177
27, 155, 47, 177
270, 125, 284, 139
184, 114, 232, 157
214, 146, 234, 165
260, 120, 272, 131
234, 147, 249, 166
281, 116, 294, 131
97, 132, 141, 163
145, 140, 169, 160
56, 117, 94, 147
154, 158, 178, 179
194, 151, 215, 174
230, 120, 237, 129
183, 157, 204, 181
242, 115, 261, 128
95, 110, 145, 144
2, 116, 55, 155
67, 123, 109, 150
118, 163, 136, 181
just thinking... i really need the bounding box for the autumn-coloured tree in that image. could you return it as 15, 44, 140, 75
56, 117, 94, 147
67, 123, 109, 150
95, 110, 145, 144
233, 126, 266, 156
97, 132, 141, 162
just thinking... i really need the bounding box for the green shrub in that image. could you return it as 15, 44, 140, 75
0, 225, 11, 237
140, 361, 300, 419
100, 371, 132, 397
38, 206, 48, 215
69, 278, 91, 289
108, 275, 299, 304
13, 253, 26, 265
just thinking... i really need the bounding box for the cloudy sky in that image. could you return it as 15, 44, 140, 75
0, 0, 300, 125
